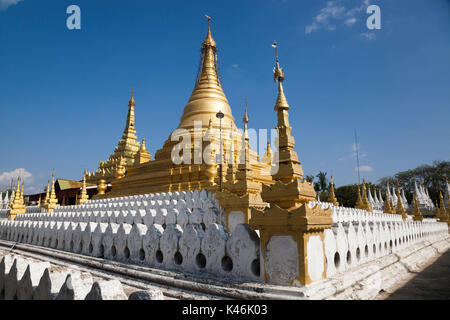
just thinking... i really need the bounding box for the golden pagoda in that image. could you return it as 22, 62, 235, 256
384, 187, 392, 213
327, 176, 339, 206
395, 181, 407, 220
77, 172, 90, 205
261, 140, 273, 165
438, 190, 448, 223
361, 179, 372, 212
355, 184, 364, 209
86, 89, 142, 185
42, 173, 58, 212
95, 16, 272, 200
134, 138, 152, 166
7, 177, 26, 220
412, 195, 423, 221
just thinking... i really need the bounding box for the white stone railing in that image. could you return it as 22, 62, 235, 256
0, 253, 163, 300
52, 190, 217, 213
25, 206, 42, 214
306, 201, 448, 279
15, 207, 223, 232
15, 190, 226, 231
4, 197, 448, 288
0, 220, 262, 283
323, 218, 448, 277
311, 201, 412, 224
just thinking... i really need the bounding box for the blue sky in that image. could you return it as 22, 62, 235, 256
0, 0, 449, 194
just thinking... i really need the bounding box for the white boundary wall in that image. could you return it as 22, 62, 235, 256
1, 194, 448, 287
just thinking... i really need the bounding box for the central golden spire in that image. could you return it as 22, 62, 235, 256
177, 15, 236, 130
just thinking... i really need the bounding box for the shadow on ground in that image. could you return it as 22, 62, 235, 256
385, 249, 450, 300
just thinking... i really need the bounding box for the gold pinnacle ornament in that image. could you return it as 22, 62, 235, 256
42, 173, 58, 213
77, 172, 89, 205
395, 181, 407, 220
328, 176, 339, 206
355, 184, 364, 209
412, 195, 423, 221
7, 176, 26, 220
361, 179, 372, 212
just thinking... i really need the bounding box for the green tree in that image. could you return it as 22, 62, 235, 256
315, 171, 328, 193
335, 184, 359, 208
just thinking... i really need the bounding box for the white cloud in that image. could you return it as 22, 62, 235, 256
360, 32, 376, 41
344, 17, 357, 26
355, 165, 373, 172
0, 0, 23, 11
0, 168, 33, 188
305, 0, 368, 34
337, 143, 367, 161
231, 64, 239, 69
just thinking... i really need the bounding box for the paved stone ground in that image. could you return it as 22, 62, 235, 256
377, 249, 450, 300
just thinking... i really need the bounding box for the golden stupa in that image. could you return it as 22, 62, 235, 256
86, 88, 143, 185
93, 17, 273, 201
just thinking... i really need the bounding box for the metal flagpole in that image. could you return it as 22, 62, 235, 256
354, 128, 361, 185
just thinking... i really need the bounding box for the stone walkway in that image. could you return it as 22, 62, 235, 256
377, 249, 450, 300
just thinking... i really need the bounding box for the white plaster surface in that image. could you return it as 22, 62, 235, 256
265, 235, 299, 285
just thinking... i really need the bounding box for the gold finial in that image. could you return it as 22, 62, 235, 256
243, 98, 249, 124
202, 14, 216, 48
129, 88, 135, 107
272, 41, 285, 82
272, 41, 278, 62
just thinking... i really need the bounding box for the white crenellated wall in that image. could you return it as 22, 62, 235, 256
309, 201, 449, 278
0, 219, 262, 282
0, 253, 163, 300
2, 194, 448, 288
14, 190, 224, 231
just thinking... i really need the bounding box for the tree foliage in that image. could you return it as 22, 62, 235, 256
378, 160, 449, 203
308, 160, 448, 207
